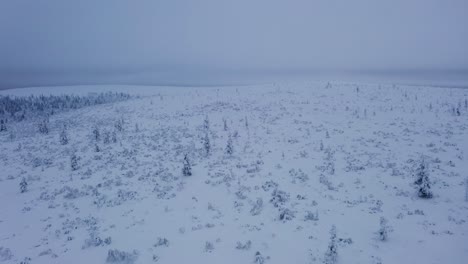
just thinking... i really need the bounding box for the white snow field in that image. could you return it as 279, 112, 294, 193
0, 82, 467, 264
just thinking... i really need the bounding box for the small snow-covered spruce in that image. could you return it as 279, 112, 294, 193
19, 177, 28, 193
378, 217, 389, 241
0, 119, 6, 132
226, 134, 234, 155
103, 131, 111, 144
71, 153, 79, 171
203, 132, 210, 156
59, 127, 68, 145
182, 154, 192, 176
203, 115, 210, 131
92, 126, 100, 141
111, 131, 117, 143
254, 251, 265, 264
95, 144, 101, 153
114, 118, 124, 132
38, 119, 49, 134
320, 140, 324, 151
465, 177, 468, 202
223, 118, 228, 131
204, 241, 214, 252
414, 159, 428, 185
415, 159, 432, 198
324, 225, 338, 264
325, 130, 330, 139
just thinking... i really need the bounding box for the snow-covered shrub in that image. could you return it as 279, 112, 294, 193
204, 241, 214, 252
270, 189, 289, 208
324, 225, 338, 264
19, 257, 32, 264
305, 210, 319, 221
236, 240, 252, 250
262, 180, 278, 192
0, 247, 13, 261
106, 249, 138, 264
82, 234, 112, 249
279, 208, 295, 222
250, 198, 263, 216
289, 168, 309, 183
254, 251, 265, 264
154, 237, 169, 247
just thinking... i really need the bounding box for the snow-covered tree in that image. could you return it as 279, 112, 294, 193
38, 119, 49, 134
378, 217, 389, 241
114, 118, 124, 132
223, 118, 228, 131
19, 177, 28, 193
71, 153, 79, 171
60, 127, 69, 145
226, 135, 234, 156
182, 154, 192, 176
415, 159, 432, 198
465, 177, 468, 202
254, 251, 265, 264
92, 126, 100, 141
203, 115, 210, 131
0, 119, 6, 132
103, 131, 110, 144
112, 131, 117, 143
324, 225, 338, 264
203, 132, 210, 156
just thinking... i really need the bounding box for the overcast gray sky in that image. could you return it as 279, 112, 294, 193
0, 0, 467, 88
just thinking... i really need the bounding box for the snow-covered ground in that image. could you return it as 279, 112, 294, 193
0, 82, 467, 264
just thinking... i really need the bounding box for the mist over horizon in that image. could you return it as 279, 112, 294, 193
1, 0, 467, 89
